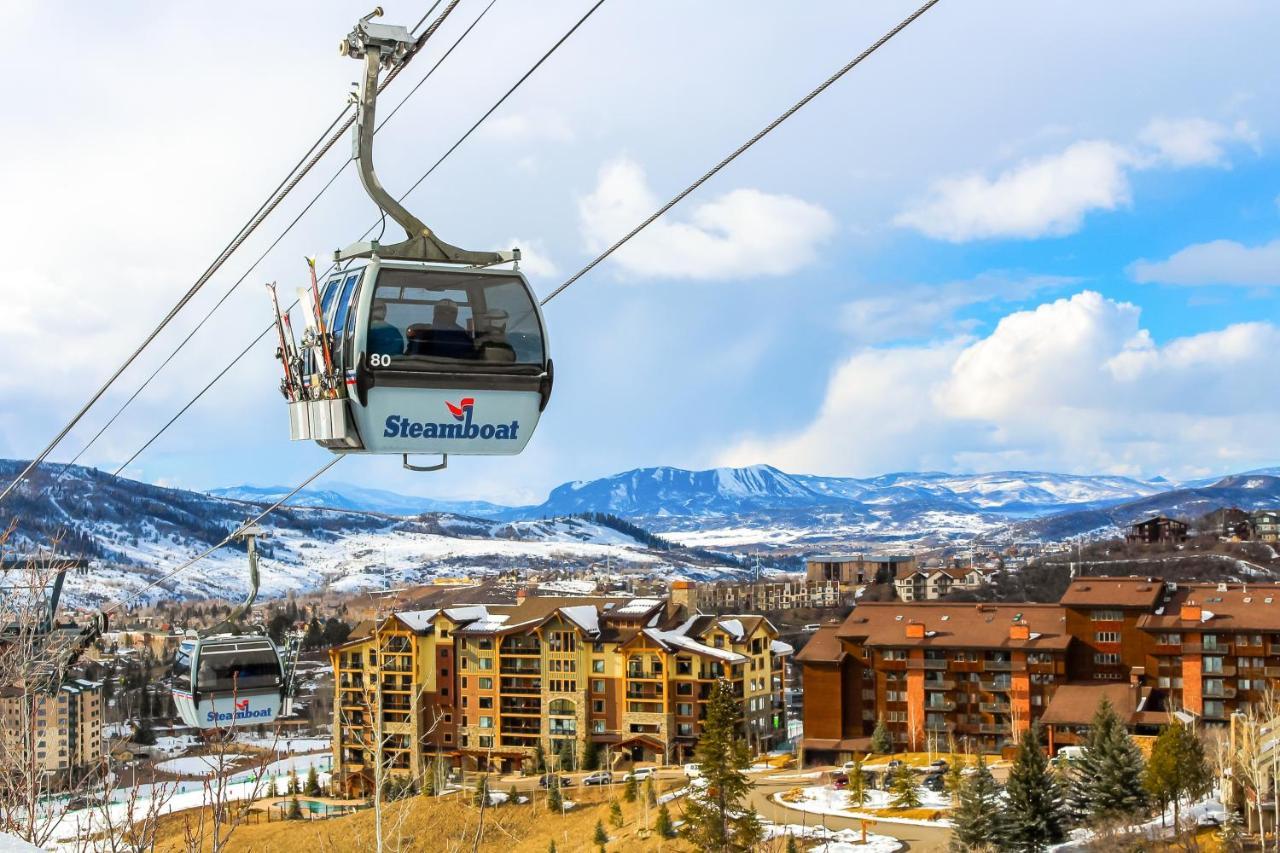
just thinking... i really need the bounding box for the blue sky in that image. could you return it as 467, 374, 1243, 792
2, 1, 1278, 503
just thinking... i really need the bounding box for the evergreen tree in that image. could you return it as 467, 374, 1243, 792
473, 774, 489, 807
645, 774, 657, 807
288, 770, 299, 795
583, 738, 600, 771
288, 795, 302, 820
679, 679, 764, 852
270, 774, 280, 797
951, 754, 1005, 852
593, 818, 609, 845
534, 741, 548, 774
305, 765, 321, 796
547, 842, 557, 853
785, 836, 799, 853
1070, 698, 1147, 825
508, 783, 519, 806
888, 763, 921, 809
423, 765, 437, 796
846, 759, 867, 808
609, 799, 624, 828
1145, 720, 1210, 828
624, 773, 638, 803
132, 718, 157, 746
654, 802, 675, 838
871, 721, 893, 754
303, 617, 324, 649
1003, 723, 1064, 853
546, 776, 563, 811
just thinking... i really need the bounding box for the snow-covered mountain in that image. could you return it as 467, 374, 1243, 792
0, 461, 748, 607
208, 482, 507, 518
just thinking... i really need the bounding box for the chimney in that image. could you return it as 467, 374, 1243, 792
516, 587, 530, 602
905, 622, 926, 639
1179, 602, 1202, 622
1009, 623, 1030, 641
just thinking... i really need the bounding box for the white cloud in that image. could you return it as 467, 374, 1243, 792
578, 158, 835, 279
895, 118, 1256, 242
838, 274, 1074, 344
893, 141, 1133, 242
1139, 117, 1258, 167
1130, 238, 1280, 287
720, 291, 1280, 478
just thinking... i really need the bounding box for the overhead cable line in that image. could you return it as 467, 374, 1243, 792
0, 0, 464, 505
103, 456, 344, 616
54, 0, 499, 483
72, 0, 598, 485
540, 0, 942, 306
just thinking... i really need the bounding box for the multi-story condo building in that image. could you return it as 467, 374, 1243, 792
805, 554, 916, 591
670, 578, 843, 612
799, 577, 1280, 764
797, 602, 1070, 763
0, 678, 103, 786
330, 594, 792, 797
893, 567, 990, 602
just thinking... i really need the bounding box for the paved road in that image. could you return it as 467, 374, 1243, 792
748, 774, 953, 852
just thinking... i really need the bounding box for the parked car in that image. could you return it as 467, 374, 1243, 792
684, 763, 702, 778
830, 772, 848, 790
538, 774, 572, 788
624, 767, 656, 782
886, 759, 904, 769
1056, 746, 1086, 762
930, 759, 949, 770
582, 771, 613, 786
923, 773, 945, 792
1197, 813, 1223, 828
841, 760, 861, 773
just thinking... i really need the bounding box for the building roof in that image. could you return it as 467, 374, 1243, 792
1059, 577, 1164, 609
794, 625, 845, 663
1139, 582, 1280, 632
806, 553, 914, 563
1040, 682, 1139, 726
836, 602, 1071, 650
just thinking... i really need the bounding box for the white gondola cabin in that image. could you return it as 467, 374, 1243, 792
172, 635, 288, 730
275, 12, 552, 471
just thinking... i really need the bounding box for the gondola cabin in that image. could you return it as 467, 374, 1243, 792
293, 258, 553, 460
172, 635, 288, 730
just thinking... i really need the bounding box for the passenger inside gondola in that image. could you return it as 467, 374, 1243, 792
367, 303, 404, 356
424, 298, 474, 359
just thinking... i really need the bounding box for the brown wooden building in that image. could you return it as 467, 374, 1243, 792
1125, 516, 1188, 544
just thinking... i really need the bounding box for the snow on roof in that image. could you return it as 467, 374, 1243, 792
537, 579, 597, 595
443, 605, 491, 623
559, 605, 600, 635
771, 640, 794, 656
615, 598, 662, 614
394, 609, 440, 632
719, 618, 745, 640
644, 628, 746, 663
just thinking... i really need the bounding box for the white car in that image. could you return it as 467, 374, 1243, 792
625, 767, 656, 782
684, 763, 702, 779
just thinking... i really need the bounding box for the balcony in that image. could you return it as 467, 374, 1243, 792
908, 659, 949, 671
925, 700, 956, 712
980, 680, 1013, 692
500, 678, 541, 695
499, 640, 541, 656
979, 702, 1010, 714
499, 661, 542, 675
984, 660, 1014, 671
925, 721, 952, 733
627, 669, 664, 680
924, 679, 956, 691
1266, 667, 1280, 678
500, 700, 541, 715
978, 723, 1009, 734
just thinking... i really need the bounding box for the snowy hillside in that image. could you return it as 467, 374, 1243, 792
0, 461, 748, 606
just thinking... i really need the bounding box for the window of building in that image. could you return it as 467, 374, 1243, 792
441, 648, 450, 658
440, 629, 450, 639
593, 699, 605, 713
479, 697, 492, 709
1204, 657, 1223, 674
444, 713, 452, 723
444, 733, 453, 743
479, 735, 493, 748
593, 720, 606, 733
477, 637, 492, 650
592, 659, 605, 673
1093, 653, 1120, 665
461, 677, 468, 688
479, 716, 493, 728
441, 668, 449, 678
479, 658, 492, 670
1095, 632, 1121, 644
882, 650, 907, 662
440, 687, 448, 697
1203, 634, 1220, 651
1091, 609, 1123, 622
1204, 700, 1225, 718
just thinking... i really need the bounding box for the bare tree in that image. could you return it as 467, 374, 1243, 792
0, 536, 105, 847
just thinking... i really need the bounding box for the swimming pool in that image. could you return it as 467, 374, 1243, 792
274, 798, 347, 816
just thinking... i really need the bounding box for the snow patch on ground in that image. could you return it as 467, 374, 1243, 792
774, 785, 953, 828
763, 823, 903, 852
154, 754, 251, 777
